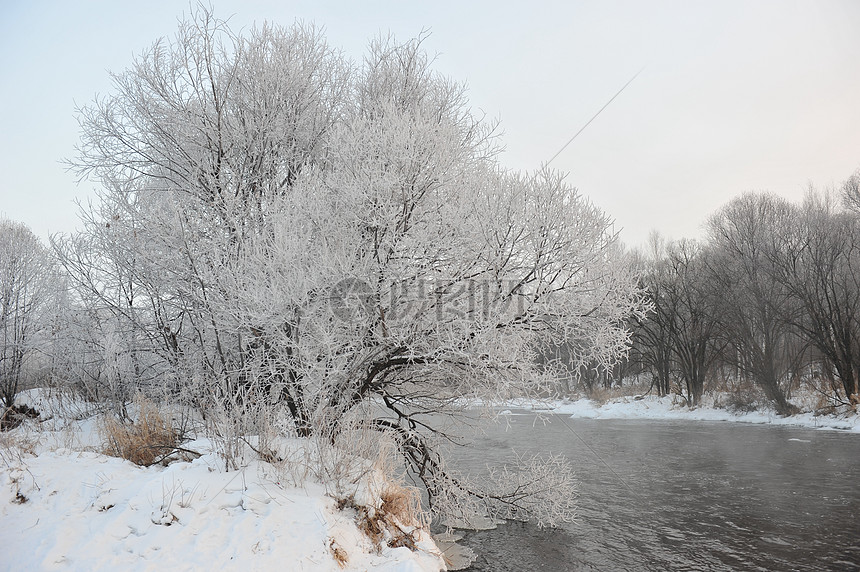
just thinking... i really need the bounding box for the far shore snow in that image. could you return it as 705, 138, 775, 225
494, 394, 860, 434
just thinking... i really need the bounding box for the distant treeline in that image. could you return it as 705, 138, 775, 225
568, 169, 860, 415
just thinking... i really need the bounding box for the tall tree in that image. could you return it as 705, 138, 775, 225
663, 240, 722, 405
707, 193, 800, 414
770, 189, 860, 405
0, 220, 52, 408
633, 236, 720, 404
61, 8, 646, 523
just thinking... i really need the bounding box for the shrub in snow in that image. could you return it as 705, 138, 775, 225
101, 395, 181, 466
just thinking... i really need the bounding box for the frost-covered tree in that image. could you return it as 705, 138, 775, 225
61, 7, 646, 524
0, 220, 53, 408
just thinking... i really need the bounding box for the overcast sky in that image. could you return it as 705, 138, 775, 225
1, 0, 859, 248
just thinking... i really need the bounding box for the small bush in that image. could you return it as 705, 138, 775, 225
337, 482, 425, 552
1, 404, 40, 432
102, 395, 178, 466
721, 390, 761, 413
379, 484, 426, 548
585, 383, 644, 404
331, 436, 428, 553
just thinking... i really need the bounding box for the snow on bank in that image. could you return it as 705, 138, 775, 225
0, 393, 445, 571
507, 394, 860, 433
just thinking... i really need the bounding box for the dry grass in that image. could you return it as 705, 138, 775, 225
1, 404, 40, 432
337, 481, 426, 553
585, 382, 648, 404
329, 538, 348, 568
379, 483, 426, 549
0, 430, 39, 462
102, 395, 179, 466
719, 389, 761, 413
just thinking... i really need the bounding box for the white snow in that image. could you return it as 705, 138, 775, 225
4, 387, 857, 571
0, 391, 446, 571
520, 393, 860, 433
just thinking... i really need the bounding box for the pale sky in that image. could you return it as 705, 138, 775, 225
1, 0, 859, 248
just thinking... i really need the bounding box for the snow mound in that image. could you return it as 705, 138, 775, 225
0, 407, 445, 571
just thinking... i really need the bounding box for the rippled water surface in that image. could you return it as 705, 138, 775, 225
446, 414, 860, 571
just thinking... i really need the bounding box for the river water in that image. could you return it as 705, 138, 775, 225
445, 413, 860, 571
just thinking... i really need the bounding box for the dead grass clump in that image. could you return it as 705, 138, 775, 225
1, 404, 40, 431
381, 483, 425, 531
329, 538, 348, 568
584, 382, 647, 404
720, 389, 762, 413
585, 386, 612, 404
102, 396, 179, 466
0, 431, 39, 467
337, 482, 426, 553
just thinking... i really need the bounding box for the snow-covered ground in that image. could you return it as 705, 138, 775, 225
0, 391, 446, 571
508, 393, 860, 433
4, 388, 857, 572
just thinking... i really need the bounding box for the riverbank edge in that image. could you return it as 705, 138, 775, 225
494, 393, 860, 433
1, 389, 447, 571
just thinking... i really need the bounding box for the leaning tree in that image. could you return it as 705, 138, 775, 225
60, 7, 647, 524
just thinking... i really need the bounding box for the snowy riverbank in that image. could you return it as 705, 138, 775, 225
0, 391, 446, 571
4, 389, 857, 572
505, 393, 860, 433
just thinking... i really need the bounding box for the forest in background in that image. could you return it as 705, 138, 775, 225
565, 172, 860, 419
